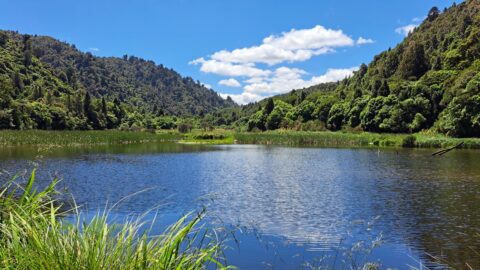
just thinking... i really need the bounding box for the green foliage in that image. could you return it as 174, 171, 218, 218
437, 94, 480, 137
327, 102, 348, 130
402, 135, 417, 147
0, 30, 235, 131
397, 41, 429, 80
264, 98, 275, 115
178, 122, 193, 133
247, 110, 267, 131
265, 100, 293, 130
295, 100, 316, 121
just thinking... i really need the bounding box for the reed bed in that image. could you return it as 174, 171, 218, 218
0, 130, 182, 146
233, 130, 480, 149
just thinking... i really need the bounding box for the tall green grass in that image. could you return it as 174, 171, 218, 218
0, 170, 228, 270
233, 130, 480, 149
0, 130, 183, 146
3, 129, 479, 149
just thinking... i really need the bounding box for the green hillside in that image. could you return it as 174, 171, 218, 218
0, 31, 235, 130
218, 0, 480, 137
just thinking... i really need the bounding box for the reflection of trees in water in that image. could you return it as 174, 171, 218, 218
200, 148, 480, 268
2, 145, 480, 268
0, 142, 216, 161
371, 150, 480, 268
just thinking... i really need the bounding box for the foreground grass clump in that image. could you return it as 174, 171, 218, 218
0, 130, 182, 146
0, 170, 227, 270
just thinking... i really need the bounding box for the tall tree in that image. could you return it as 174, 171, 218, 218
427, 6, 440, 21
397, 41, 429, 80
264, 98, 275, 115
101, 97, 108, 118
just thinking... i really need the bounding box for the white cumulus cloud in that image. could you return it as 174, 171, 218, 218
209, 25, 354, 66
412, 16, 426, 23
356, 37, 374, 45
190, 25, 369, 104
220, 92, 263, 105
219, 78, 241, 87
243, 67, 357, 96
395, 24, 418, 36
190, 58, 271, 77
310, 67, 358, 85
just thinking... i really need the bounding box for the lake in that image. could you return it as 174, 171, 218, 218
0, 142, 479, 269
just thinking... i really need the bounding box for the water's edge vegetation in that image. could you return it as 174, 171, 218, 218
1, 129, 479, 149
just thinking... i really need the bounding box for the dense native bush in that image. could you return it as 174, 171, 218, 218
436, 94, 480, 137
0, 29, 235, 131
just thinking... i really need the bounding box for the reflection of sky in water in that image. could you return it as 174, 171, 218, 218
0, 143, 479, 269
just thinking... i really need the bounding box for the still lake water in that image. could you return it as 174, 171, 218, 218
0, 142, 479, 269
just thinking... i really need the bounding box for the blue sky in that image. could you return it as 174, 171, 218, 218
0, 0, 458, 104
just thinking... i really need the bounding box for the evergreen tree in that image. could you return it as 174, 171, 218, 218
101, 97, 108, 118
83, 92, 92, 117
398, 41, 429, 80
264, 98, 275, 115
83, 92, 100, 128
0, 32, 8, 47
13, 72, 24, 94
378, 80, 390, 96
427, 7, 440, 21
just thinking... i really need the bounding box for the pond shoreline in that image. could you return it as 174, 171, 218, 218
1, 129, 479, 149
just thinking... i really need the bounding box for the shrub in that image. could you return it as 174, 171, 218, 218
177, 123, 192, 133
402, 135, 417, 148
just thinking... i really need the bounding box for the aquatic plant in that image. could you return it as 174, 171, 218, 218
233, 130, 480, 149
0, 130, 182, 146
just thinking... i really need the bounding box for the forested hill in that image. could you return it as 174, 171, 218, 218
0, 30, 235, 130
223, 0, 480, 137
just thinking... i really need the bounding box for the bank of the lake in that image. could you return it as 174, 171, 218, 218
1, 129, 480, 149
233, 130, 480, 149
0, 130, 182, 146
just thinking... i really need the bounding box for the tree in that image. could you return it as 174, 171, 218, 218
0, 110, 14, 129
265, 101, 293, 130
178, 122, 192, 133
264, 98, 275, 115
0, 32, 8, 47
378, 80, 390, 96
83, 92, 99, 128
299, 91, 307, 103
296, 101, 315, 121
101, 97, 108, 118
437, 95, 480, 137
22, 35, 33, 66
0, 76, 13, 109
247, 110, 267, 131
24, 49, 33, 66
427, 7, 440, 21
83, 92, 92, 117
327, 103, 347, 131
432, 56, 442, 70
13, 72, 24, 93
398, 41, 429, 80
